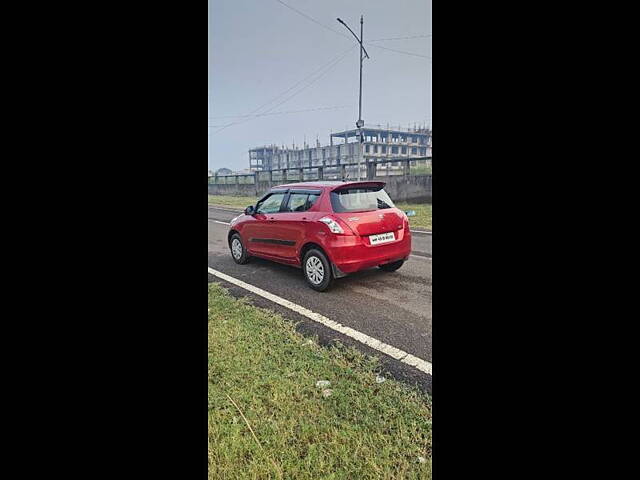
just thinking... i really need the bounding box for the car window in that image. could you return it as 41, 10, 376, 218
283, 193, 321, 212
256, 193, 286, 214
330, 187, 395, 213
306, 193, 320, 210
286, 193, 309, 212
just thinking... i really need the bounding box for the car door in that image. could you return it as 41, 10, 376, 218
274, 191, 322, 260
243, 192, 287, 256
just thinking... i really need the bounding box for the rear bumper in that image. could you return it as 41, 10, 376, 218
325, 228, 411, 274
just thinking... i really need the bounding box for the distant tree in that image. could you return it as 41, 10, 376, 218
215, 168, 232, 175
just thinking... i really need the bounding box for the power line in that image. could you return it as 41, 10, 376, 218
274, 0, 430, 62
369, 34, 432, 42
212, 47, 354, 134
209, 104, 351, 120
240, 48, 354, 123
248, 44, 355, 116
365, 42, 431, 59
274, 0, 350, 40
211, 46, 355, 135
272, 1, 430, 61
210, 46, 353, 134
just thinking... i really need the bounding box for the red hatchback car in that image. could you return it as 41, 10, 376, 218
227, 181, 412, 291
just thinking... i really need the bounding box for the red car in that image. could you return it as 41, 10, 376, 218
227, 181, 412, 291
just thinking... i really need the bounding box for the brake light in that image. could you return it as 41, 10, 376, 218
319, 217, 344, 234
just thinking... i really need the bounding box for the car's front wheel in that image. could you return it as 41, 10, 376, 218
303, 249, 332, 292
230, 233, 250, 264
378, 260, 404, 272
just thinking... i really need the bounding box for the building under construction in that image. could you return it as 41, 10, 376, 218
249, 125, 432, 174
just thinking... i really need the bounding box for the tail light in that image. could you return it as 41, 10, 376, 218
399, 210, 410, 230
319, 217, 345, 234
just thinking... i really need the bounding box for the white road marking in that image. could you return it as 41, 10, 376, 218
410, 254, 432, 260
410, 230, 431, 235
207, 267, 432, 376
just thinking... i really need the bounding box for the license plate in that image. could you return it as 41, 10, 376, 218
369, 232, 395, 245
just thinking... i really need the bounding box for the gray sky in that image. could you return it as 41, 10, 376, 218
208, 0, 431, 173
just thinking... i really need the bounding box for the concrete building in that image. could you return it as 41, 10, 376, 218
249, 125, 432, 174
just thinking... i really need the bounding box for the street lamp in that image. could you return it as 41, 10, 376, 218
337, 16, 369, 180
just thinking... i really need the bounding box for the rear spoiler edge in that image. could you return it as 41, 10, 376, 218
330, 181, 386, 191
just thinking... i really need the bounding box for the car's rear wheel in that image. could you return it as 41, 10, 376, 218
303, 249, 332, 292
230, 233, 250, 264
378, 260, 404, 272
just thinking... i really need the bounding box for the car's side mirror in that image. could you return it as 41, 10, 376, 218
244, 205, 255, 215
404, 210, 416, 217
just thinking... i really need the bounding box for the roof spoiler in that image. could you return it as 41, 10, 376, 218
331, 181, 386, 191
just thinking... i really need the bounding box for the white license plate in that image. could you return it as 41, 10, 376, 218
369, 232, 395, 245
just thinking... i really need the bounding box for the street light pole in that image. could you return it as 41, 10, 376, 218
358, 15, 363, 132
337, 16, 369, 180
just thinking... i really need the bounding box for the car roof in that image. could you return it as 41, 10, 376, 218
273, 181, 385, 190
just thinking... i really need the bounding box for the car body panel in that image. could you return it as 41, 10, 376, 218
228, 181, 412, 276
332, 210, 405, 237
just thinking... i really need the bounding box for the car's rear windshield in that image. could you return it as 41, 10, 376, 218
330, 186, 396, 213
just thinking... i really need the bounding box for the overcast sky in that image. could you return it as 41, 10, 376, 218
208, 0, 431, 173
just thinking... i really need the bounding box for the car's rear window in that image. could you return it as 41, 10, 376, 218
330, 186, 395, 213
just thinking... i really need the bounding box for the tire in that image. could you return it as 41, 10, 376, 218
230, 233, 250, 265
303, 248, 333, 292
378, 260, 404, 272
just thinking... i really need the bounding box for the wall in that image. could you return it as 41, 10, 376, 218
380, 175, 432, 203
208, 174, 432, 203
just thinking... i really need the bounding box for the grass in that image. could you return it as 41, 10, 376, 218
208, 195, 432, 231
409, 165, 432, 175
396, 203, 432, 231
208, 282, 432, 479
208, 195, 257, 210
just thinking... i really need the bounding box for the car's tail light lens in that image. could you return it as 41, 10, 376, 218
398, 210, 410, 230
319, 217, 344, 234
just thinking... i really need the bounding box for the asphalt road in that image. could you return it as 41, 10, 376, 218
208, 205, 432, 391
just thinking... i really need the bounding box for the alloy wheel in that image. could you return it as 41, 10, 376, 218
305, 256, 324, 284
231, 238, 243, 260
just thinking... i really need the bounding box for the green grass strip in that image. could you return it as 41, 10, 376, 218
208, 282, 432, 479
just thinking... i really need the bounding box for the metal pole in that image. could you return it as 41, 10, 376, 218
337, 16, 369, 181
358, 15, 363, 180
359, 16, 363, 126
